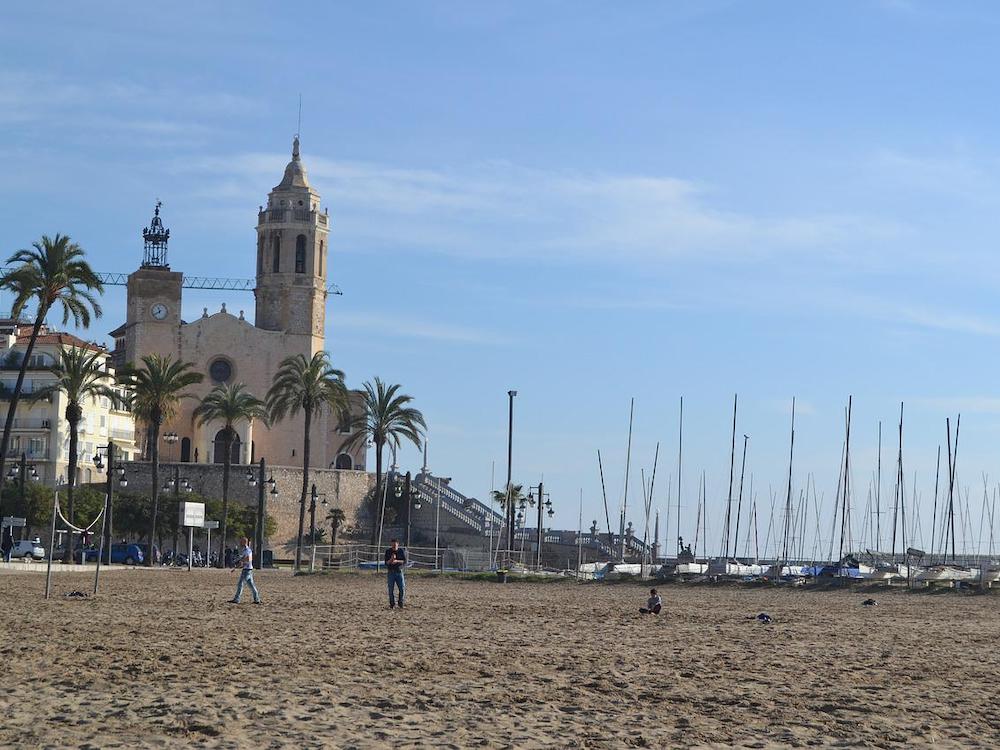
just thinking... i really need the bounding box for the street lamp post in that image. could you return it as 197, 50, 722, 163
308, 483, 329, 572
91, 442, 128, 594
247, 460, 278, 567
162, 462, 192, 561
4, 453, 38, 550
392, 471, 423, 549
528, 482, 553, 571
505, 390, 517, 562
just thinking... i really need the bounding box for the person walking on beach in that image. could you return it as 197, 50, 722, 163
639, 588, 662, 615
385, 538, 406, 609
230, 536, 262, 605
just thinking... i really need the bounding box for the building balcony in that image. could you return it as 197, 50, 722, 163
9, 418, 54, 431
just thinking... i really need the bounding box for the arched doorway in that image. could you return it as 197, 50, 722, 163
180, 437, 191, 463
213, 429, 241, 464
334, 453, 353, 470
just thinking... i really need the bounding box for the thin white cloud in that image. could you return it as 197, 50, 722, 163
910, 397, 1000, 415
177, 151, 906, 266
336, 311, 504, 345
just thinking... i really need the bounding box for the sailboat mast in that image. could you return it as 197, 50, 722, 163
930, 446, 941, 560
733, 434, 749, 560
781, 398, 796, 567
597, 450, 613, 557
676, 396, 683, 556
722, 394, 738, 558
838, 396, 853, 565
620, 398, 634, 560
876, 421, 882, 552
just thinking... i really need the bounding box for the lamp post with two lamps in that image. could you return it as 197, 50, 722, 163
392, 471, 423, 549
246, 459, 278, 566
161, 465, 193, 562
91, 442, 128, 594
161, 431, 188, 559
308, 484, 328, 572
526, 482, 553, 571
3, 453, 38, 553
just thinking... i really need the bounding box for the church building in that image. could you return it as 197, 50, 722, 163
110, 137, 365, 472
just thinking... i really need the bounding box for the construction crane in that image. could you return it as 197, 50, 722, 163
95, 272, 343, 295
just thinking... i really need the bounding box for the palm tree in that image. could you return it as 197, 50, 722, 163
119, 355, 203, 565
0, 235, 102, 491
193, 383, 267, 564
266, 352, 349, 571
327, 506, 346, 547
341, 377, 426, 545
491, 483, 527, 515
30, 347, 118, 561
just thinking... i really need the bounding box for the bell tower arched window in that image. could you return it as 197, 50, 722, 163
272, 236, 280, 273
295, 234, 306, 274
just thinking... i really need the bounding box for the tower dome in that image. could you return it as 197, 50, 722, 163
275, 136, 310, 190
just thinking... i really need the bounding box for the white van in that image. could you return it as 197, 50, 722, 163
11, 539, 44, 560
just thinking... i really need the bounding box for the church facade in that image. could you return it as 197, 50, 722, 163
110, 138, 365, 473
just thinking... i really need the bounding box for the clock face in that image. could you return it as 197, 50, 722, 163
150, 303, 169, 320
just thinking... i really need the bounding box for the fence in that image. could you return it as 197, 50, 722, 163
302, 543, 496, 573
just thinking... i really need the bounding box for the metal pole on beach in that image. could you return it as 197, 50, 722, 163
535, 480, 544, 571
505, 390, 516, 562
309, 484, 318, 573
435, 477, 441, 571
44, 491, 58, 599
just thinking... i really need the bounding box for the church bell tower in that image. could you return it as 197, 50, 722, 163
254, 136, 328, 354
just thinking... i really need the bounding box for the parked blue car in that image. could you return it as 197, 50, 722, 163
75, 543, 145, 565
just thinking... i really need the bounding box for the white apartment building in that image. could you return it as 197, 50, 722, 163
0, 319, 136, 486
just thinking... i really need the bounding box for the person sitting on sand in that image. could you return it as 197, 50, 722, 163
385, 538, 407, 609
639, 588, 662, 615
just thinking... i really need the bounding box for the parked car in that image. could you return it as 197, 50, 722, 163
75, 543, 144, 565
11, 538, 44, 560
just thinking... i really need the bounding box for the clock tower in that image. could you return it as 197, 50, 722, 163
122, 202, 183, 365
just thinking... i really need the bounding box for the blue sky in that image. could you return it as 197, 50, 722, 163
4, 1, 1000, 556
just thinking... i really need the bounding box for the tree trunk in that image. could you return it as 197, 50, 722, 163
64, 405, 80, 563
0, 312, 47, 521
369, 444, 384, 545
331, 522, 339, 548
219, 426, 233, 567
146, 420, 161, 566
294, 409, 312, 571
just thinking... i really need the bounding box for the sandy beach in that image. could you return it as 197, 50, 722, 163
1, 570, 998, 748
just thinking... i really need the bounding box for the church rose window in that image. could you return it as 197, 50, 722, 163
295, 234, 306, 273
209, 358, 233, 383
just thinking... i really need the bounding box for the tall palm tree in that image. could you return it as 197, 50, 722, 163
267, 352, 349, 571
327, 506, 346, 547
119, 355, 202, 565
341, 377, 426, 545
30, 347, 118, 561
193, 382, 267, 564
491, 483, 527, 515
0, 235, 102, 493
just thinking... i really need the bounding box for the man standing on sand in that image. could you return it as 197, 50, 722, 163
230, 536, 262, 605
385, 538, 406, 609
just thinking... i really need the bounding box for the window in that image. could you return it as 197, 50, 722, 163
209, 358, 233, 384
319, 240, 324, 275
272, 236, 281, 272
100, 416, 106, 427
258, 237, 264, 274
335, 453, 353, 470
295, 234, 306, 273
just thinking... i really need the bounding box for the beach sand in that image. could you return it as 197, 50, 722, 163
0, 569, 998, 748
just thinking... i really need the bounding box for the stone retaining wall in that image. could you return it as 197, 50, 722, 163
121, 461, 373, 552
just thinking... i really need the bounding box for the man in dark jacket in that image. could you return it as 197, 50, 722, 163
385, 539, 406, 609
